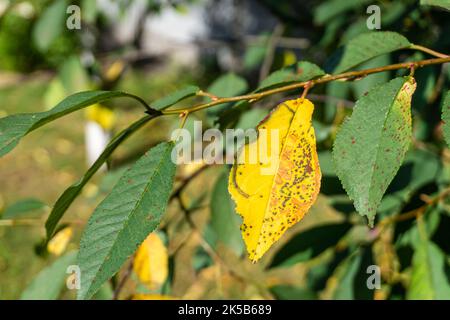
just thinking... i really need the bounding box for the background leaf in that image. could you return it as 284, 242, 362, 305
20, 251, 77, 300
45, 115, 154, 239
328, 32, 411, 73
210, 168, 244, 255
77, 142, 176, 300
32, 0, 69, 52
1, 198, 47, 219
256, 61, 324, 92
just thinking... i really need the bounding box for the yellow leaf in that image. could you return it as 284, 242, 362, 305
104, 60, 125, 82
47, 226, 73, 256
85, 103, 116, 130
133, 233, 168, 290
228, 98, 321, 262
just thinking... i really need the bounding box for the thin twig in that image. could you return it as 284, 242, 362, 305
113, 256, 135, 300
161, 56, 450, 116
259, 23, 285, 83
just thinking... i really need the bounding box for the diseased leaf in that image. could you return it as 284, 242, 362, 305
0, 91, 155, 158
45, 115, 155, 239
133, 232, 169, 290
77, 142, 176, 300
256, 61, 325, 92
314, 0, 373, 25
152, 86, 199, 110
229, 98, 321, 262
328, 32, 411, 74
407, 218, 450, 299
333, 77, 416, 226
1, 198, 47, 219
20, 251, 77, 300
441, 90, 450, 147
210, 169, 244, 255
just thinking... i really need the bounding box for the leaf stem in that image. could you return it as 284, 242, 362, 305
410, 44, 449, 59
161, 56, 450, 116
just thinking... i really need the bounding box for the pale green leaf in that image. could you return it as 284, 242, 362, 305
2, 198, 47, 219
77, 142, 176, 300
20, 251, 77, 300
257, 61, 325, 92
32, 0, 69, 52
329, 32, 411, 74
333, 77, 416, 226
420, 0, 450, 10
407, 218, 450, 299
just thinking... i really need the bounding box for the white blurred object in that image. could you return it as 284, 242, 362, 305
84, 121, 110, 169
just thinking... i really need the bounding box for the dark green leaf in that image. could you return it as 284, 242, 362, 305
0, 91, 154, 158
45, 115, 154, 239
152, 86, 199, 110
441, 90, 450, 147
210, 169, 244, 255
270, 223, 352, 267
256, 61, 324, 92
270, 285, 317, 300
32, 0, 69, 52
20, 251, 77, 300
314, 0, 373, 25
206, 73, 248, 116
77, 142, 176, 300
2, 198, 48, 219
329, 32, 411, 74
333, 77, 416, 226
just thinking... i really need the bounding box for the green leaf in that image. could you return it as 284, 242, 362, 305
20, 251, 77, 300
210, 169, 244, 255
329, 32, 411, 74
420, 0, 450, 10
314, 0, 373, 25
270, 285, 317, 300
441, 90, 450, 147
0, 91, 154, 158
206, 73, 248, 116
270, 223, 352, 267
407, 218, 450, 299
45, 115, 154, 239
152, 86, 199, 110
327, 252, 361, 299
77, 142, 176, 300
81, 0, 98, 23
2, 198, 48, 219
32, 0, 69, 52
351, 54, 390, 99
256, 61, 325, 92
333, 77, 416, 226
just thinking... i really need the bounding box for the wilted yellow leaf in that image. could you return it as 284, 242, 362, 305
133, 233, 168, 290
228, 98, 321, 262
47, 226, 73, 256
